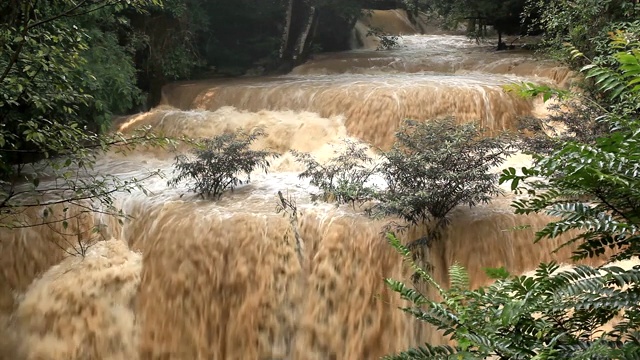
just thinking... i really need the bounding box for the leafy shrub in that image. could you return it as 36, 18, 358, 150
294, 119, 513, 244
168, 128, 278, 199
292, 140, 378, 207
523, 0, 637, 61
503, 36, 640, 262
372, 118, 514, 230
385, 233, 640, 360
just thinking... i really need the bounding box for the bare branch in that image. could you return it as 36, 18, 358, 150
276, 190, 305, 267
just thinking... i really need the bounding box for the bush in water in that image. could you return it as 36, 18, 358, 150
169, 128, 279, 199
292, 139, 378, 207
371, 118, 513, 233
366, 26, 401, 51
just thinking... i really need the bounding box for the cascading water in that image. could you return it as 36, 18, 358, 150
1, 10, 594, 360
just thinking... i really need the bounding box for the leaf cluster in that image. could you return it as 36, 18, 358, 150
522, 0, 638, 61
501, 38, 640, 262
365, 26, 401, 51
1, 125, 174, 224
385, 234, 640, 360
0, 0, 173, 239
168, 128, 279, 199
514, 99, 611, 155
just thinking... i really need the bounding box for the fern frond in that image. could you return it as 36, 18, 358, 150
449, 263, 470, 292
385, 279, 429, 306
401, 305, 460, 330
382, 343, 460, 360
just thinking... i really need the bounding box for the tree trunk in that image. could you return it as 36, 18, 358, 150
497, 30, 505, 50
294, 6, 316, 58
275, 0, 308, 71
279, 0, 294, 59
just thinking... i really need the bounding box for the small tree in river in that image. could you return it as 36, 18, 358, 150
169, 128, 279, 199
292, 139, 378, 207
371, 118, 514, 245
293, 118, 514, 247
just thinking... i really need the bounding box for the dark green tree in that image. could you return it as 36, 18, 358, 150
523, 0, 639, 60
0, 0, 172, 245
372, 118, 513, 244
426, 0, 528, 46
294, 119, 513, 248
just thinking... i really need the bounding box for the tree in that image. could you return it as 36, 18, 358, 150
503, 34, 640, 263
425, 0, 528, 46
293, 139, 378, 206
273, 0, 376, 70
0, 0, 171, 252
294, 118, 513, 247
371, 118, 513, 244
523, 0, 639, 60
168, 128, 279, 199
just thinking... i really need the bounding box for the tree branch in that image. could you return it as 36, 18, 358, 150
26, 0, 92, 30
0, 2, 32, 83
277, 190, 305, 267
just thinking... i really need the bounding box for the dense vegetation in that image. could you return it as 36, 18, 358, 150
385, 0, 640, 358
0, 0, 176, 237
294, 119, 513, 251
414, 0, 529, 44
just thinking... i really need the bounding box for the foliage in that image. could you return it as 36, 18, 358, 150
425, 0, 526, 38
127, 0, 207, 101
79, 26, 142, 132
366, 26, 401, 51
294, 119, 512, 245
0, 0, 173, 247
504, 82, 570, 103
574, 30, 640, 115
293, 140, 378, 206
147, 0, 372, 78
523, 0, 639, 60
384, 233, 640, 360
508, 30, 640, 154
0, 0, 156, 135
0, 124, 171, 222
516, 100, 610, 155
501, 36, 640, 262
169, 128, 279, 199
372, 119, 513, 228
385, 28, 640, 360
505, 82, 608, 154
